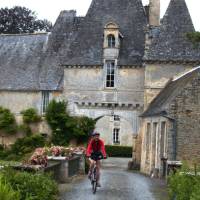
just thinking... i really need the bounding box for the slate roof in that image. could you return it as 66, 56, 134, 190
145, 0, 200, 62
0, 33, 48, 91
61, 0, 147, 66
1, 0, 200, 91
0, 11, 81, 91
141, 66, 200, 117
39, 10, 82, 90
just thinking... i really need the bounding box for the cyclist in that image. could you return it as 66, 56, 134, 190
86, 132, 107, 187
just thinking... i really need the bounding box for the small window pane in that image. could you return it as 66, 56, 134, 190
113, 128, 120, 144
42, 91, 50, 113
106, 60, 115, 88
114, 115, 120, 121
107, 34, 116, 48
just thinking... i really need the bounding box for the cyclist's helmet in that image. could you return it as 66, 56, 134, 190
92, 132, 100, 136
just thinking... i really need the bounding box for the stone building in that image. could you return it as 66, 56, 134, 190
140, 67, 200, 177
0, 0, 200, 149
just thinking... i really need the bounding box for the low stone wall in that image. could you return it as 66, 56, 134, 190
12, 154, 85, 183
46, 154, 85, 183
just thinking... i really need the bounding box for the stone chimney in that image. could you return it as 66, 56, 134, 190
149, 0, 160, 26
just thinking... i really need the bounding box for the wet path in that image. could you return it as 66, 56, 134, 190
60, 158, 168, 200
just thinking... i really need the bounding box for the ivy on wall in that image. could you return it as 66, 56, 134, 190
20, 108, 41, 124
0, 107, 17, 134
186, 32, 200, 47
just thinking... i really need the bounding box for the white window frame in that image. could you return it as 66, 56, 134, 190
107, 34, 116, 48
114, 115, 120, 121
145, 123, 151, 162
105, 60, 116, 88
161, 121, 168, 158
113, 128, 120, 144
154, 122, 159, 169
41, 91, 50, 114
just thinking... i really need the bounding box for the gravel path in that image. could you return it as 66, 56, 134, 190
60, 158, 169, 200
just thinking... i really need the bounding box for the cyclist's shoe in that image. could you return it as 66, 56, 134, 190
97, 182, 101, 187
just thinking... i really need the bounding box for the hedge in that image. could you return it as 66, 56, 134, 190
105, 145, 132, 157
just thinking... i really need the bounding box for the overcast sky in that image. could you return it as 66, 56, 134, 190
0, 0, 199, 30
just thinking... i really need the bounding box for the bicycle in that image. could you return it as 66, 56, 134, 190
88, 154, 104, 194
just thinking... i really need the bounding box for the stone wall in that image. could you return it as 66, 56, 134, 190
63, 66, 144, 146
95, 115, 133, 146
140, 116, 170, 176
64, 67, 144, 104
144, 63, 194, 108
168, 73, 200, 165
0, 91, 41, 114
0, 91, 61, 145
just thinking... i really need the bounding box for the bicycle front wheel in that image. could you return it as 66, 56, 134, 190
92, 180, 97, 194
92, 167, 97, 194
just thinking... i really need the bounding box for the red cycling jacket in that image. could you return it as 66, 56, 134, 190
86, 139, 107, 158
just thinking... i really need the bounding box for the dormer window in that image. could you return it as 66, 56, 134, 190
104, 22, 122, 49
107, 34, 115, 48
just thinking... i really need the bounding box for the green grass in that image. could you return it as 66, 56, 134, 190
0, 160, 20, 167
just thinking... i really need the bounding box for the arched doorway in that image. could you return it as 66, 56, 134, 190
94, 115, 133, 146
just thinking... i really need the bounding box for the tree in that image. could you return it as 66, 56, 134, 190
186, 32, 200, 47
46, 100, 95, 145
0, 6, 52, 34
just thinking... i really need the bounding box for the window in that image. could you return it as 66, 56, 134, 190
153, 122, 158, 168
145, 123, 151, 162
114, 115, 120, 121
160, 121, 167, 158
113, 128, 120, 144
42, 91, 50, 113
107, 34, 115, 48
153, 122, 159, 168
106, 60, 115, 88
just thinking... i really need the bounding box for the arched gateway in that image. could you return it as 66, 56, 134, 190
68, 102, 142, 146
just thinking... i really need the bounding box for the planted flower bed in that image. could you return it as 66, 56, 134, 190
28, 146, 85, 168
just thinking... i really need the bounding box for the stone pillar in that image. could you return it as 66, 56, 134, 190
59, 160, 69, 183
149, 0, 160, 26
132, 135, 137, 162
78, 154, 85, 174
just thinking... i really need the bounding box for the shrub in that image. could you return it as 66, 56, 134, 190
168, 166, 200, 200
21, 108, 41, 124
10, 134, 46, 156
0, 106, 17, 134
0, 135, 46, 161
105, 145, 132, 157
46, 100, 95, 145
18, 124, 32, 136
1, 169, 58, 200
0, 176, 20, 200
190, 182, 200, 200
74, 116, 95, 143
